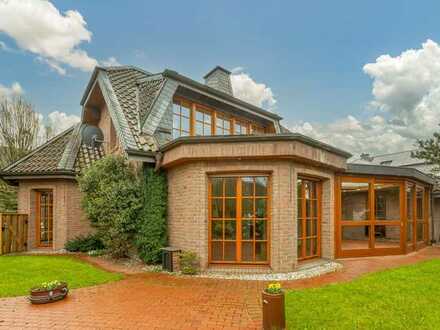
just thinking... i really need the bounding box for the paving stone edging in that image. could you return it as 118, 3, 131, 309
178, 261, 343, 281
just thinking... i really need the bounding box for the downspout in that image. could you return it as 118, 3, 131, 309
154, 152, 163, 172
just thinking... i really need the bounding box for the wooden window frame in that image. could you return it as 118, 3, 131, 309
194, 105, 213, 136
172, 100, 191, 138
35, 190, 54, 248
297, 177, 322, 261
208, 174, 271, 265
173, 96, 268, 138
335, 175, 430, 258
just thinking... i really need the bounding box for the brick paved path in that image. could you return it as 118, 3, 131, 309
1, 247, 439, 330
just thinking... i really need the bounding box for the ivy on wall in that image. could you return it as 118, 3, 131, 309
135, 166, 168, 264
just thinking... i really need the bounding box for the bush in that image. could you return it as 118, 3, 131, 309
179, 251, 200, 275
65, 234, 104, 252
78, 156, 142, 257
135, 167, 168, 264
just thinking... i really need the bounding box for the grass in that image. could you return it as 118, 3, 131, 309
0, 255, 122, 298
285, 259, 440, 329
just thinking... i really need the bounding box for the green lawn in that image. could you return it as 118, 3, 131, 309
0, 255, 122, 298
286, 259, 440, 329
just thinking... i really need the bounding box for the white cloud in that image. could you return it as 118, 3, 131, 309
101, 56, 121, 67
0, 0, 98, 74
231, 68, 277, 110
46, 111, 80, 134
0, 82, 23, 98
290, 39, 440, 157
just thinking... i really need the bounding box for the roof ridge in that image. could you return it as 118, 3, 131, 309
371, 149, 417, 158
2, 126, 75, 172
99, 65, 152, 76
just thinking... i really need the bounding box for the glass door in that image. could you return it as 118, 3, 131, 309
36, 191, 53, 247
297, 178, 321, 261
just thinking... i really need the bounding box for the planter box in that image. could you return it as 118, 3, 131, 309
29, 282, 69, 304
262, 290, 286, 330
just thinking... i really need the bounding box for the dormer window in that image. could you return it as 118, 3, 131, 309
172, 97, 269, 139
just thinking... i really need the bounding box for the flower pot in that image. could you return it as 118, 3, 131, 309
29, 282, 69, 304
262, 290, 286, 330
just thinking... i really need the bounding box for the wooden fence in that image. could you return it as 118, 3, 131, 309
0, 213, 28, 255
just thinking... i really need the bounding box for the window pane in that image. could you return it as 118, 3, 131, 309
242, 198, 253, 218
306, 239, 312, 256
256, 242, 267, 261
211, 220, 223, 239
255, 177, 268, 196
297, 198, 303, 218
297, 219, 303, 237
224, 178, 236, 197
241, 242, 253, 261
417, 222, 424, 242
255, 199, 267, 218
407, 223, 413, 242
242, 177, 254, 196
181, 104, 190, 117
375, 183, 400, 220
342, 226, 370, 250
224, 242, 236, 261
416, 187, 424, 220
374, 225, 400, 248
195, 110, 204, 122
211, 178, 223, 197
255, 220, 267, 240
297, 239, 303, 258
242, 220, 254, 240
211, 199, 223, 218
407, 184, 414, 221
211, 242, 222, 261
225, 199, 236, 218
204, 113, 212, 124
224, 220, 236, 240
306, 220, 312, 236
312, 219, 318, 236
181, 117, 190, 132
341, 182, 369, 221
194, 123, 202, 136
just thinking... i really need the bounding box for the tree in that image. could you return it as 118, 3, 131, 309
413, 131, 440, 174
0, 96, 40, 166
78, 156, 142, 257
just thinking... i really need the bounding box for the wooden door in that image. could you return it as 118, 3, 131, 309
297, 178, 322, 261
36, 191, 53, 247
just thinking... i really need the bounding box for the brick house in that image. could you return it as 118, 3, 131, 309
0, 66, 435, 272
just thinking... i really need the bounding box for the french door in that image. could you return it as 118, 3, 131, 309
297, 178, 322, 260
208, 175, 270, 264
36, 191, 53, 247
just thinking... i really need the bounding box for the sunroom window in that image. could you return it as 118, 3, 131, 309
172, 101, 190, 139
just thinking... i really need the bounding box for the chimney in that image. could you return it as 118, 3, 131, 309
203, 66, 233, 96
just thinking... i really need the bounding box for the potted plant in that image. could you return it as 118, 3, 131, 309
29, 280, 69, 304
262, 283, 286, 330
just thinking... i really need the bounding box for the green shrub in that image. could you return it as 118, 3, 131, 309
135, 167, 168, 264
78, 156, 142, 257
179, 251, 200, 275
65, 234, 104, 252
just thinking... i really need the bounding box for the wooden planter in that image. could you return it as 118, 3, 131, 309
29, 282, 69, 304
262, 290, 286, 330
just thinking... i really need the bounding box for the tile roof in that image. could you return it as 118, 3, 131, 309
104, 67, 163, 152
1, 125, 105, 177
350, 150, 424, 167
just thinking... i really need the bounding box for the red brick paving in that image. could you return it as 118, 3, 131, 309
1, 247, 439, 329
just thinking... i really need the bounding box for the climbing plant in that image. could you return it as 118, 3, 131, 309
135, 166, 168, 263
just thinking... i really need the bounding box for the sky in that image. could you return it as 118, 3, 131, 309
1, 0, 440, 156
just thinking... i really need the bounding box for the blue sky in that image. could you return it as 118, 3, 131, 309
1, 0, 440, 154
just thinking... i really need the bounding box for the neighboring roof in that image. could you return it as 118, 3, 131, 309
350, 150, 424, 167
0, 124, 105, 179
346, 164, 435, 185
160, 133, 353, 158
